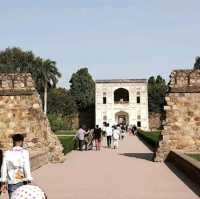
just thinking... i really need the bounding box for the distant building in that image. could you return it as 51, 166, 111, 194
95, 79, 149, 130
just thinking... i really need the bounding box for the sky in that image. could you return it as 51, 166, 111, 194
0, 0, 200, 87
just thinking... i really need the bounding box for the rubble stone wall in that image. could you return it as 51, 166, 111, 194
155, 70, 200, 162
0, 73, 64, 164
149, 112, 162, 130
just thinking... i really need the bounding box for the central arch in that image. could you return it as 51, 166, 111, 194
115, 111, 129, 125
114, 88, 129, 104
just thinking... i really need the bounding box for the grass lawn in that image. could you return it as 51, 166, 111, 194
187, 154, 200, 161
55, 130, 76, 135
58, 136, 75, 155
137, 130, 161, 150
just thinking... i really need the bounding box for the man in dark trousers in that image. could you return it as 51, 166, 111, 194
132, 125, 137, 136
105, 123, 113, 148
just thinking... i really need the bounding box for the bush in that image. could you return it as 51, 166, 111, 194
187, 154, 200, 161
58, 136, 75, 154
137, 130, 161, 150
48, 114, 66, 131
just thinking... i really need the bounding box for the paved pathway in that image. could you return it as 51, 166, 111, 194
31, 136, 199, 199
2, 136, 198, 199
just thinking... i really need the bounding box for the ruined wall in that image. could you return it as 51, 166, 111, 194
149, 112, 162, 130
155, 70, 200, 162
0, 73, 64, 163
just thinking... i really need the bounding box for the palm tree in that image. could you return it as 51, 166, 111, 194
38, 59, 61, 115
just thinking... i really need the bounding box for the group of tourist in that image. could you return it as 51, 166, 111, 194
0, 134, 47, 199
75, 122, 135, 151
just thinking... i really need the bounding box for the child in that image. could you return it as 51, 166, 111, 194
11, 185, 47, 199
113, 126, 120, 149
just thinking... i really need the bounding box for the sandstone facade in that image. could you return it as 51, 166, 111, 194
155, 70, 200, 162
0, 73, 64, 163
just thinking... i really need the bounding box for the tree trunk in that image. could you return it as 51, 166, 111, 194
44, 81, 47, 115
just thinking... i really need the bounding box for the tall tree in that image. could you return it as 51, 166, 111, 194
194, 56, 200, 69
70, 68, 95, 111
148, 75, 167, 116
38, 59, 61, 114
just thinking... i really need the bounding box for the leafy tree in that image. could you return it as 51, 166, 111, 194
47, 88, 77, 116
0, 47, 61, 114
194, 56, 200, 69
148, 75, 167, 116
70, 68, 95, 110
0, 47, 35, 72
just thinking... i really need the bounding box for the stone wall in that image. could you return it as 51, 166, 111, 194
155, 70, 200, 161
30, 151, 49, 171
149, 112, 161, 130
0, 73, 64, 164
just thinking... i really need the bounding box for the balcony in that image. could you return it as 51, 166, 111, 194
114, 100, 129, 104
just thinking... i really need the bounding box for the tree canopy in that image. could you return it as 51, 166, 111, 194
0, 47, 61, 94
148, 75, 167, 115
70, 68, 95, 110
194, 56, 200, 69
47, 88, 77, 116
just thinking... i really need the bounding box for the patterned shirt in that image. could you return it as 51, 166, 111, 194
1, 146, 33, 184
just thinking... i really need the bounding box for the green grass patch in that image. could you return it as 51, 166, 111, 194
137, 130, 161, 150
55, 130, 76, 135
187, 154, 200, 161
58, 136, 75, 154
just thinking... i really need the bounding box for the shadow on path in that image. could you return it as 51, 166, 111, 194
119, 153, 154, 161
166, 162, 200, 197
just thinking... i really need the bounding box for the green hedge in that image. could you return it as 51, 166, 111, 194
55, 130, 76, 135
187, 154, 200, 161
137, 130, 161, 150
58, 136, 75, 154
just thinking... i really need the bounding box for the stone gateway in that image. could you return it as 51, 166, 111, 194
95, 79, 149, 130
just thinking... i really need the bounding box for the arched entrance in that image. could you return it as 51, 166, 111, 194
115, 111, 129, 125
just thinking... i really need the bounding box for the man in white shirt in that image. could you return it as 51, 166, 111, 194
105, 123, 113, 148
1, 134, 32, 198
75, 126, 86, 151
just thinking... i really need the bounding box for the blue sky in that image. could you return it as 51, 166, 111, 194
0, 0, 199, 87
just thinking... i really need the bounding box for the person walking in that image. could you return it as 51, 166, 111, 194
84, 128, 90, 151
132, 125, 137, 136
1, 134, 32, 199
120, 125, 126, 140
75, 126, 86, 151
105, 123, 113, 148
113, 126, 120, 149
102, 122, 107, 137
94, 125, 102, 151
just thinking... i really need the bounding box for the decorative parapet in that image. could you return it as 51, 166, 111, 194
169, 69, 200, 93
0, 73, 35, 96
